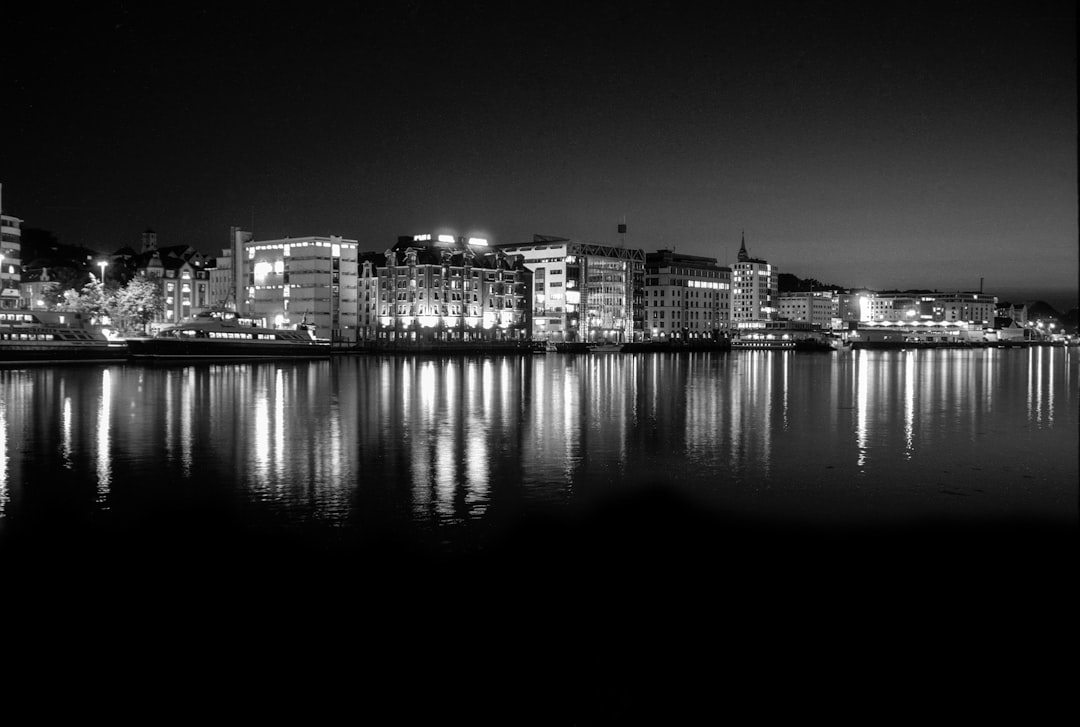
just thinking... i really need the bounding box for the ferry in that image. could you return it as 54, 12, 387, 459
0, 309, 128, 365
731, 321, 832, 351
125, 310, 332, 362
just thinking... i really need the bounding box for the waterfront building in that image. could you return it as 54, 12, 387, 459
929, 292, 997, 326
996, 302, 1029, 328
851, 290, 998, 327
0, 210, 22, 310
372, 234, 531, 345
730, 234, 778, 331
777, 291, 834, 329
19, 268, 60, 310
205, 228, 253, 312
357, 251, 383, 341
495, 235, 645, 343
110, 230, 212, 327
239, 234, 360, 341
369, 235, 531, 345
644, 249, 731, 341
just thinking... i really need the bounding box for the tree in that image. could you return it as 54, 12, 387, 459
66, 274, 114, 324
114, 275, 165, 334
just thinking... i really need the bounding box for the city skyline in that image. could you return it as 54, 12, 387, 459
4, 2, 1076, 309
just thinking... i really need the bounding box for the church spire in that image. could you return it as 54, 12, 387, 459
738, 230, 749, 262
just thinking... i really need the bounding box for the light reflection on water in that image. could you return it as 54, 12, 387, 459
0, 348, 1076, 546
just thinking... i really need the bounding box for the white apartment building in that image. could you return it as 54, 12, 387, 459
240, 234, 361, 341
777, 291, 834, 329
730, 235, 778, 328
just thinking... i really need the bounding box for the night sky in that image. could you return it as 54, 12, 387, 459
4, 1, 1076, 308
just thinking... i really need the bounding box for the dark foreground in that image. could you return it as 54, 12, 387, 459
3, 483, 1074, 721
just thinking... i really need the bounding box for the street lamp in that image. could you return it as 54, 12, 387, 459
97, 260, 108, 282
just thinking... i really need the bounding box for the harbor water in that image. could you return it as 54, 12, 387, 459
3, 347, 1075, 547
2, 347, 1075, 713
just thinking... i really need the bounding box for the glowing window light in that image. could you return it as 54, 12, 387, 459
418, 315, 439, 328
273, 260, 284, 274
254, 261, 273, 278
468, 237, 488, 246
332, 244, 341, 257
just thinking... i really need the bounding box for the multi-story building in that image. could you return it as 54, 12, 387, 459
996, 301, 1029, 328
930, 292, 997, 326
644, 249, 731, 341
372, 234, 531, 344
730, 234, 777, 329
241, 234, 360, 341
851, 290, 998, 326
357, 250, 384, 341
1, 210, 22, 309
111, 230, 212, 326
206, 226, 254, 311
777, 291, 834, 329
495, 235, 645, 343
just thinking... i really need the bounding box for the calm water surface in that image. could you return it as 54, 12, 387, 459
2, 347, 1076, 554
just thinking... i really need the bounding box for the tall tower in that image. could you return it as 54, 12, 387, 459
730, 233, 778, 325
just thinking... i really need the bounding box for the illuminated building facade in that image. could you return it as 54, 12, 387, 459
495, 235, 645, 343
853, 291, 998, 326
777, 291, 834, 329
112, 230, 211, 326
730, 234, 778, 328
241, 234, 360, 341
0, 211, 22, 309
644, 250, 731, 341
373, 234, 531, 344
357, 251, 383, 341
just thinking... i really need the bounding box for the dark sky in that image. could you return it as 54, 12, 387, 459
4, 1, 1077, 307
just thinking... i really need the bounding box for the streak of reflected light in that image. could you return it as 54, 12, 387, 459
62, 395, 73, 469
0, 395, 8, 516
274, 368, 285, 482
903, 350, 915, 458
96, 368, 112, 506
181, 368, 193, 477
253, 386, 270, 485
856, 351, 868, 468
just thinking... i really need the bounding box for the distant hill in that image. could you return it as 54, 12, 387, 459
15, 227, 102, 288
18, 227, 100, 270
777, 272, 846, 293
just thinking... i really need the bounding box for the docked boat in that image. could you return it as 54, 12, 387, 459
731, 321, 835, 351
125, 310, 332, 362
587, 342, 625, 353
0, 309, 128, 365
